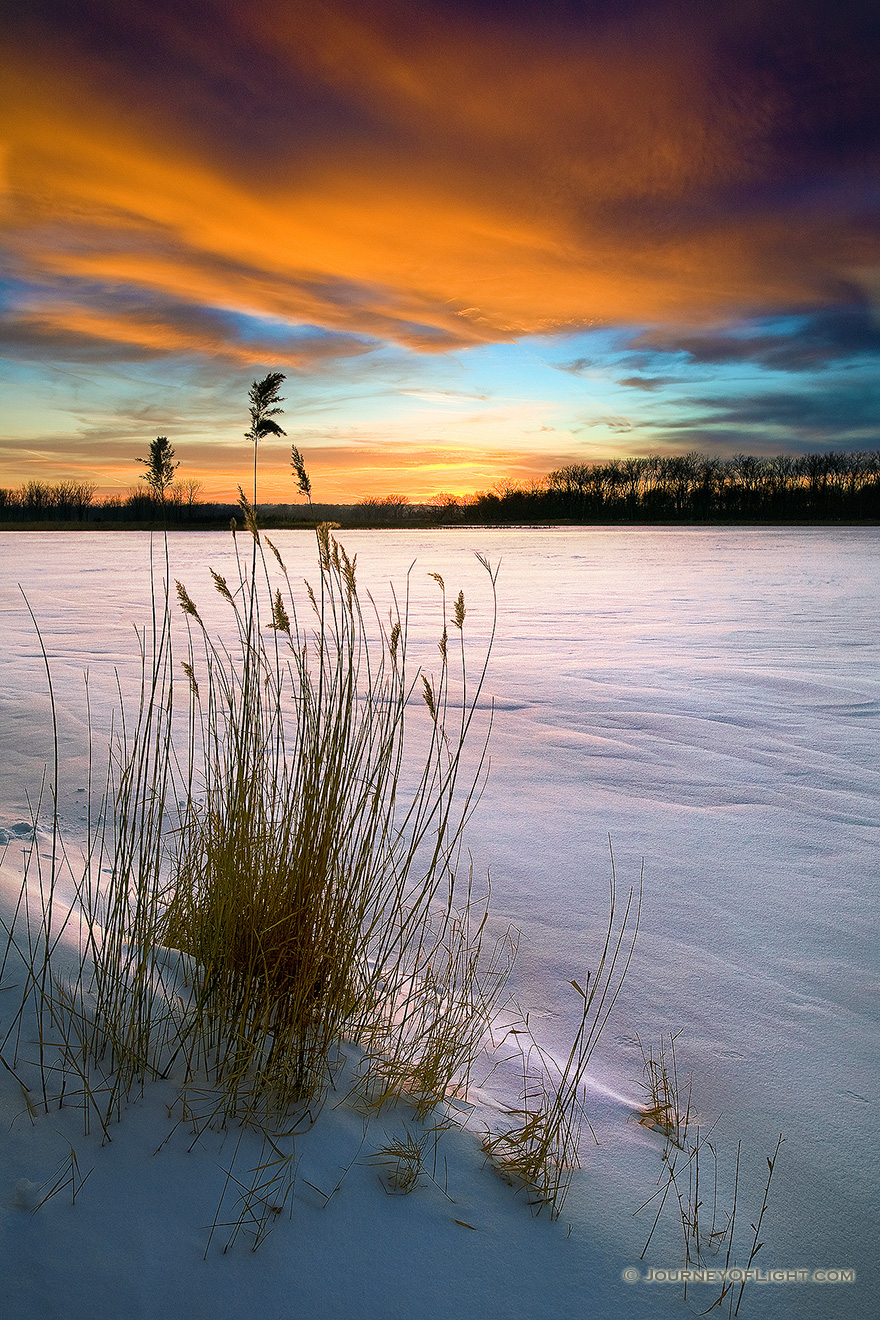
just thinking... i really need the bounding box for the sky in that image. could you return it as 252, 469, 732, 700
1, 0, 879, 502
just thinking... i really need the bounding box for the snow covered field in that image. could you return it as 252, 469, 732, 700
1, 525, 877, 1319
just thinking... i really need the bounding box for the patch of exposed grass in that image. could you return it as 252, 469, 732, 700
633, 1031, 783, 1315
483, 859, 642, 1217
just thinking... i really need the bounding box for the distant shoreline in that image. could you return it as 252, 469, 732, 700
2, 517, 878, 532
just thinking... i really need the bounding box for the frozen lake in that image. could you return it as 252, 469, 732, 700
1, 525, 877, 1318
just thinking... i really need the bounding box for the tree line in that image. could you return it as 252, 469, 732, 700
463, 450, 880, 523
0, 476, 205, 523
3, 447, 879, 526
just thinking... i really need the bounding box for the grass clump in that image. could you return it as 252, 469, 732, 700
161, 510, 507, 1123
369, 1121, 451, 1196
1, 508, 509, 1158
637, 1029, 688, 1148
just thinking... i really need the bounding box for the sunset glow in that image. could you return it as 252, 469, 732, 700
2, 0, 878, 500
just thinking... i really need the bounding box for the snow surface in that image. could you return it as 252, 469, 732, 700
1, 526, 877, 1319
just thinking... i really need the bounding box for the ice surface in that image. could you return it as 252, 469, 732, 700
1, 526, 877, 1319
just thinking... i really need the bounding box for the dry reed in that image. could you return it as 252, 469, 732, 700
0, 513, 512, 1230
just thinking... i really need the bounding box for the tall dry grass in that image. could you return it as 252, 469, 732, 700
1, 509, 509, 1144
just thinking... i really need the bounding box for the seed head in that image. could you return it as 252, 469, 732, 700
265, 537, 285, 571
181, 661, 200, 697
210, 568, 234, 603
271, 588, 291, 634
175, 581, 201, 623
237, 486, 260, 542
421, 675, 437, 721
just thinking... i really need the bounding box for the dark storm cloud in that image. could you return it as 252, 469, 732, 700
630, 305, 880, 372
702, 383, 880, 433
616, 376, 679, 391
640, 377, 880, 455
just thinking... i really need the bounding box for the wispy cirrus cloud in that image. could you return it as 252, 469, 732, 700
616, 376, 679, 392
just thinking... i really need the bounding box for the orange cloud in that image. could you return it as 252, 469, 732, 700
3, 0, 876, 373
0, 302, 376, 368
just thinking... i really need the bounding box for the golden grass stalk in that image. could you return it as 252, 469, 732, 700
369, 1121, 450, 1195
483, 859, 641, 1217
